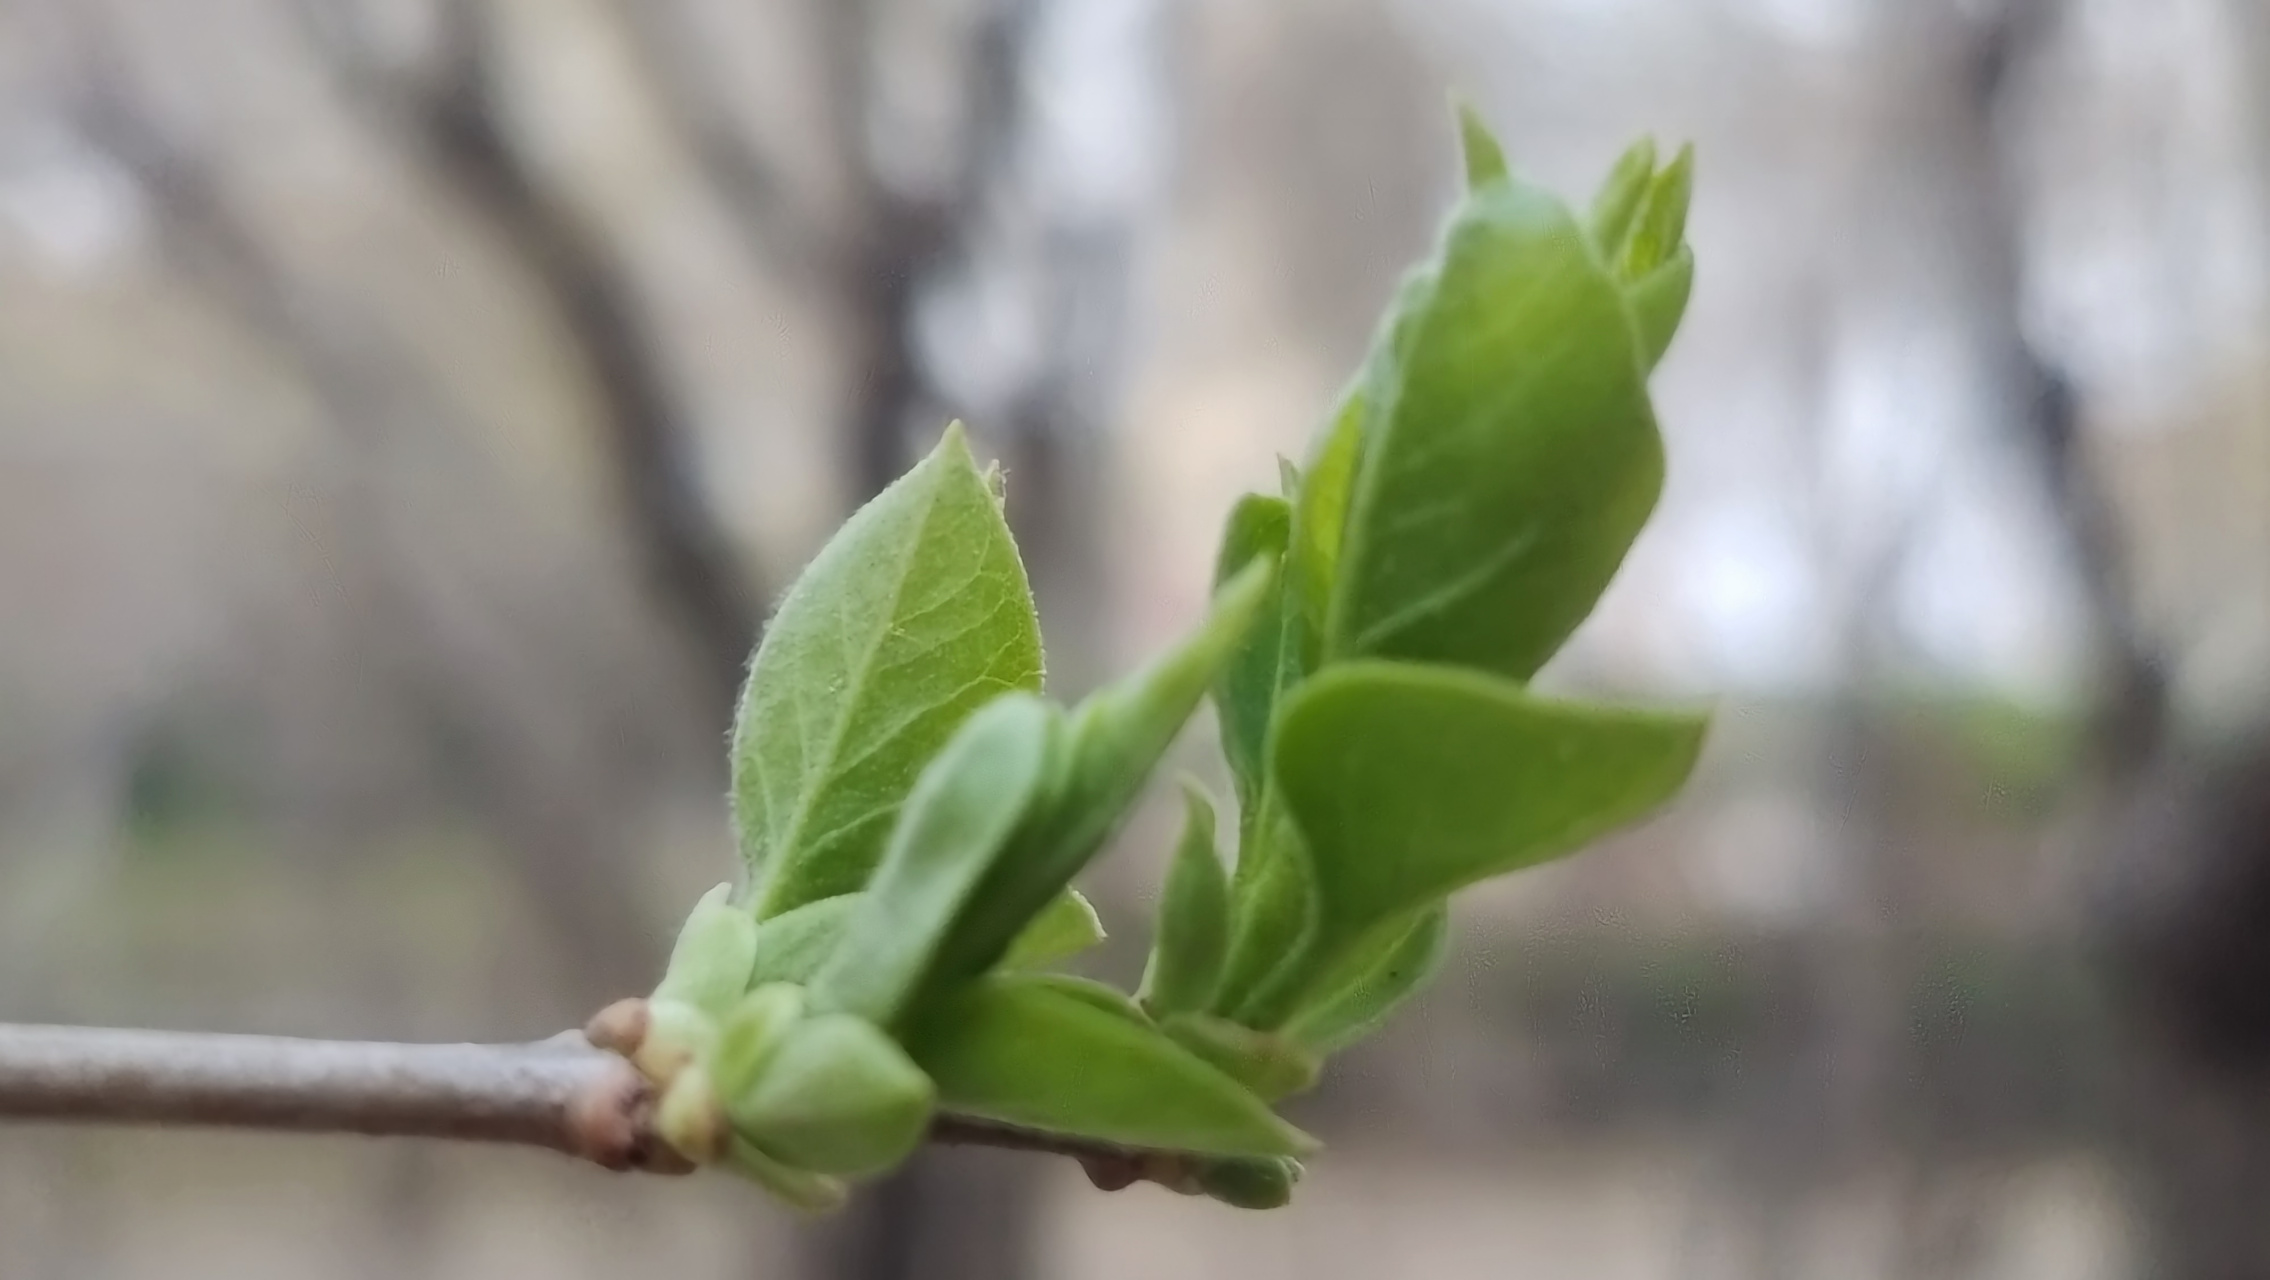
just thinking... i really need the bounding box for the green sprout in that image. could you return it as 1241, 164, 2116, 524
588, 103, 1709, 1212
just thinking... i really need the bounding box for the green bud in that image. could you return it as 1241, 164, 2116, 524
1196, 1155, 1302, 1210
1161, 1013, 1319, 1102
655, 1062, 726, 1164
652, 883, 759, 1014
726, 1013, 936, 1179
710, 982, 806, 1103
723, 1134, 849, 1212
631, 998, 718, 1090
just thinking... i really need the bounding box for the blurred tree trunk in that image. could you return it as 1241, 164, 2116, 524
1953, 2, 2270, 1275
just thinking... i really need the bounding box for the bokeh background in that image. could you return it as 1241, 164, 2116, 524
4, 0, 2268, 1276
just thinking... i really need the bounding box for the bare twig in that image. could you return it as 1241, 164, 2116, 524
0, 1022, 1202, 1191
0, 1023, 684, 1170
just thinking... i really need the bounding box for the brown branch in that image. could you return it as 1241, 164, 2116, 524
0, 1022, 1199, 1193
0, 1023, 685, 1171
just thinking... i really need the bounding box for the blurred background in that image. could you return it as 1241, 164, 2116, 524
2, 0, 2267, 1276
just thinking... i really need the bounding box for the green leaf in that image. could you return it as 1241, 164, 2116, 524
726, 1013, 936, 1178
747, 894, 861, 989
1284, 904, 1450, 1055
1621, 143, 1693, 279
809, 693, 1053, 1028
1587, 137, 1657, 261
1160, 1013, 1319, 1101
1000, 889, 1106, 971
1454, 98, 1508, 189
1137, 782, 1231, 1017
1245, 662, 1707, 1023
1212, 798, 1319, 1020
1325, 174, 1664, 682
1625, 245, 1694, 371
1211, 495, 1293, 807
908, 974, 1315, 1158
651, 883, 758, 1014
923, 559, 1279, 992
735, 423, 1043, 918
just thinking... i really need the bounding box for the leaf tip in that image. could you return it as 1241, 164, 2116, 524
1450, 95, 1509, 190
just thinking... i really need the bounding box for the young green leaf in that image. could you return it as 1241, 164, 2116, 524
999, 889, 1106, 971
1283, 904, 1450, 1055
747, 894, 862, 988
907, 974, 1315, 1158
651, 883, 758, 1014
1587, 137, 1658, 261
922, 558, 1279, 993
1211, 801, 1319, 1022
1137, 783, 1231, 1018
726, 1013, 936, 1178
1454, 98, 1509, 189
1211, 495, 1293, 806
1245, 661, 1707, 1023
735, 423, 1043, 918
1625, 245, 1694, 371
1326, 173, 1663, 683
808, 693, 1054, 1028
1621, 143, 1694, 279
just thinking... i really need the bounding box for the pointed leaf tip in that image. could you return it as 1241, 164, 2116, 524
1588, 136, 1659, 261
1625, 144, 1694, 278
1453, 98, 1509, 189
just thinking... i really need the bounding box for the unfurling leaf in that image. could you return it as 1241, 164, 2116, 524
735, 423, 1043, 917
1001, 889, 1106, 971
810, 693, 1054, 1028
725, 1013, 936, 1178
1210, 495, 1293, 807
1587, 136, 1658, 261
1245, 662, 1707, 1023
1621, 143, 1694, 280
907, 973, 1314, 1158
1137, 783, 1231, 1017
651, 883, 758, 1014
1325, 177, 1663, 683
1284, 904, 1450, 1055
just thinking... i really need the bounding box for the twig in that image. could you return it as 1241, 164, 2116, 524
0, 1023, 1195, 1191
